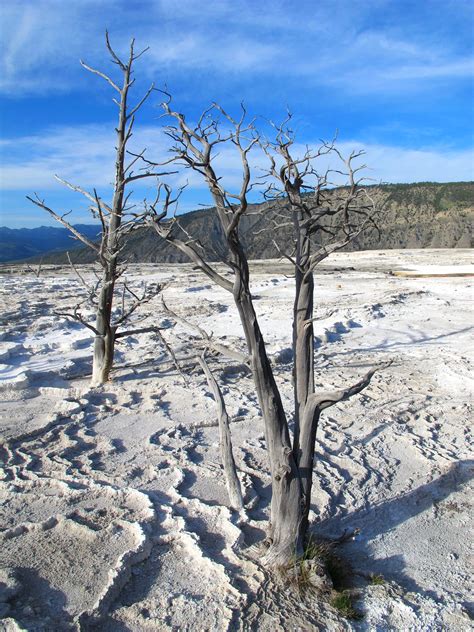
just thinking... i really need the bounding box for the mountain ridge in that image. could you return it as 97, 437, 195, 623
0, 224, 101, 263
2, 182, 472, 264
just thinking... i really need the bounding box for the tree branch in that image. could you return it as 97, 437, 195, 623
306, 361, 392, 415
80, 60, 121, 92
115, 325, 162, 339
161, 297, 248, 363
54, 175, 113, 214
26, 195, 100, 253
128, 83, 155, 119
197, 354, 244, 510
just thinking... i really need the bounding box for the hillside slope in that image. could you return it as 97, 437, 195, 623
0, 225, 101, 263
16, 182, 474, 264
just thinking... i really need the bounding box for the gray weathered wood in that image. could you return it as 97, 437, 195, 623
151, 102, 388, 567
197, 356, 244, 510
267, 124, 385, 540
149, 102, 305, 565
28, 35, 164, 387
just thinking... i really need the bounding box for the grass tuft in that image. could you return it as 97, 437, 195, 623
330, 591, 364, 620
369, 573, 385, 585
284, 535, 368, 621
288, 536, 354, 596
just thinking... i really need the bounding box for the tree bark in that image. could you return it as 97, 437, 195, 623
288, 191, 319, 540
90, 50, 129, 385
198, 356, 243, 511
297, 400, 321, 536
91, 274, 116, 386
151, 105, 384, 567
291, 200, 315, 462
225, 229, 303, 564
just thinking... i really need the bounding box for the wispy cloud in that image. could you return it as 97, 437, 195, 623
1, 0, 472, 96
0, 124, 174, 196
0, 1, 112, 94
1, 0, 472, 229
1, 122, 472, 221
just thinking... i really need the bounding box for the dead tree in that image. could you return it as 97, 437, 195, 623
198, 354, 244, 510
146, 99, 388, 566
27, 34, 169, 386
261, 118, 384, 535
160, 296, 244, 509
26, 257, 44, 278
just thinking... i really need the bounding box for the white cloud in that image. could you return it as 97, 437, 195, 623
2, 123, 472, 198
0, 1, 109, 94
1, 0, 472, 95
0, 124, 167, 190
335, 143, 474, 184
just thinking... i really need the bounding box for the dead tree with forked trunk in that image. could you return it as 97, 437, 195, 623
146, 98, 389, 567
261, 116, 384, 536
27, 34, 170, 386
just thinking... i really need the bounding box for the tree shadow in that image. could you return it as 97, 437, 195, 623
3, 567, 73, 631
313, 459, 473, 603
319, 325, 473, 359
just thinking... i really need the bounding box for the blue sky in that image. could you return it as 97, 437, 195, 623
0, 0, 473, 228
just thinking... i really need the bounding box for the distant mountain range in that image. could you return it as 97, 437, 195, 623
0, 224, 101, 263
2, 182, 472, 264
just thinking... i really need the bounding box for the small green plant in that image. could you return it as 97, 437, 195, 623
330, 591, 364, 620
285, 537, 334, 596
288, 536, 355, 597
301, 537, 332, 561
286, 534, 376, 623
302, 537, 351, 590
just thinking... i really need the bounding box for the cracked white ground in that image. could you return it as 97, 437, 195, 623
0, 249, 472, 631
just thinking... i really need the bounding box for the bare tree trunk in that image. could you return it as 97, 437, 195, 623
91, 274, 116, 385
296, 401, 321, 536
197, 356, 243, 511
148, 102, 306, 565
150, 102, 386, 567
262, 128, 385, 549
227, 239, 303, 565
89, 55, 128, 385
292, 204, 315, 461
289, 196, 317, 537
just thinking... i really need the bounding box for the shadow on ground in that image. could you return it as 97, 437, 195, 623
314, 459, 473, 603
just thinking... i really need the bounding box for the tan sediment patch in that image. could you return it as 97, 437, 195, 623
391, 270, 474, 278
